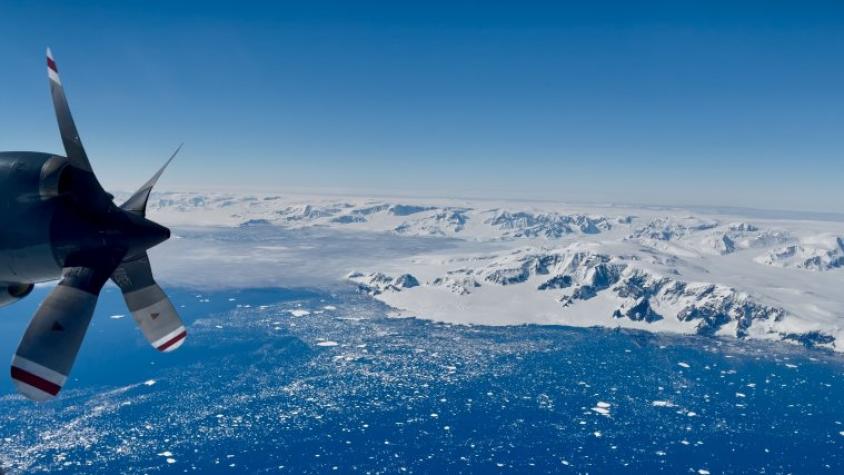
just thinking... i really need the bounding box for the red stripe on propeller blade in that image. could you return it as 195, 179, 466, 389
157, 330, 187, 351
11, 366, 61, 395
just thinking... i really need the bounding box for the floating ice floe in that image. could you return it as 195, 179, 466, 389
652, 400, 675, 407
324, 305, 337, 310
678, 362, 691, 368
143, 379, 156, 386
592, 401, 611, 416
316, 341, 339, 347
109, 314, 126, 320
289, 309, 311, 317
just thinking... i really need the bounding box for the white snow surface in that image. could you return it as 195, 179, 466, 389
139, 191, 844, 352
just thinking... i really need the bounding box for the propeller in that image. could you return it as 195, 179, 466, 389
10, 49, 185, 401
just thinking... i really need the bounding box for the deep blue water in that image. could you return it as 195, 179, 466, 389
0, 286, 841, 474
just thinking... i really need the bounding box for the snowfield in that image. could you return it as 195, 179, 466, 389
142, 191, 844, 352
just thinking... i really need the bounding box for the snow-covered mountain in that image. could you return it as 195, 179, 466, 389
755, 234, 844, 271
484, 210, 617, 238
141, 191, 844, 351
348, 244, 811, 345
627, 217, 792, 256
140, 191, 629, 239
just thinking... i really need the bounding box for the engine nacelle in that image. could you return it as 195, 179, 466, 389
0, 152, 69, 282
0, 283, 34, 309
0, 152, 72, 203
39, 155, 73, 199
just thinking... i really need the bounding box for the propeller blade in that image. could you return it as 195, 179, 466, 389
47, 48, 113, 211
120, 144, 182, 217
47, 48, 93, 173
11, 262, 120, 401
111, 253, 187, 352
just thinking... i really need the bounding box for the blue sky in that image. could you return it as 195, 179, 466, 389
1, 1, 843, 211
